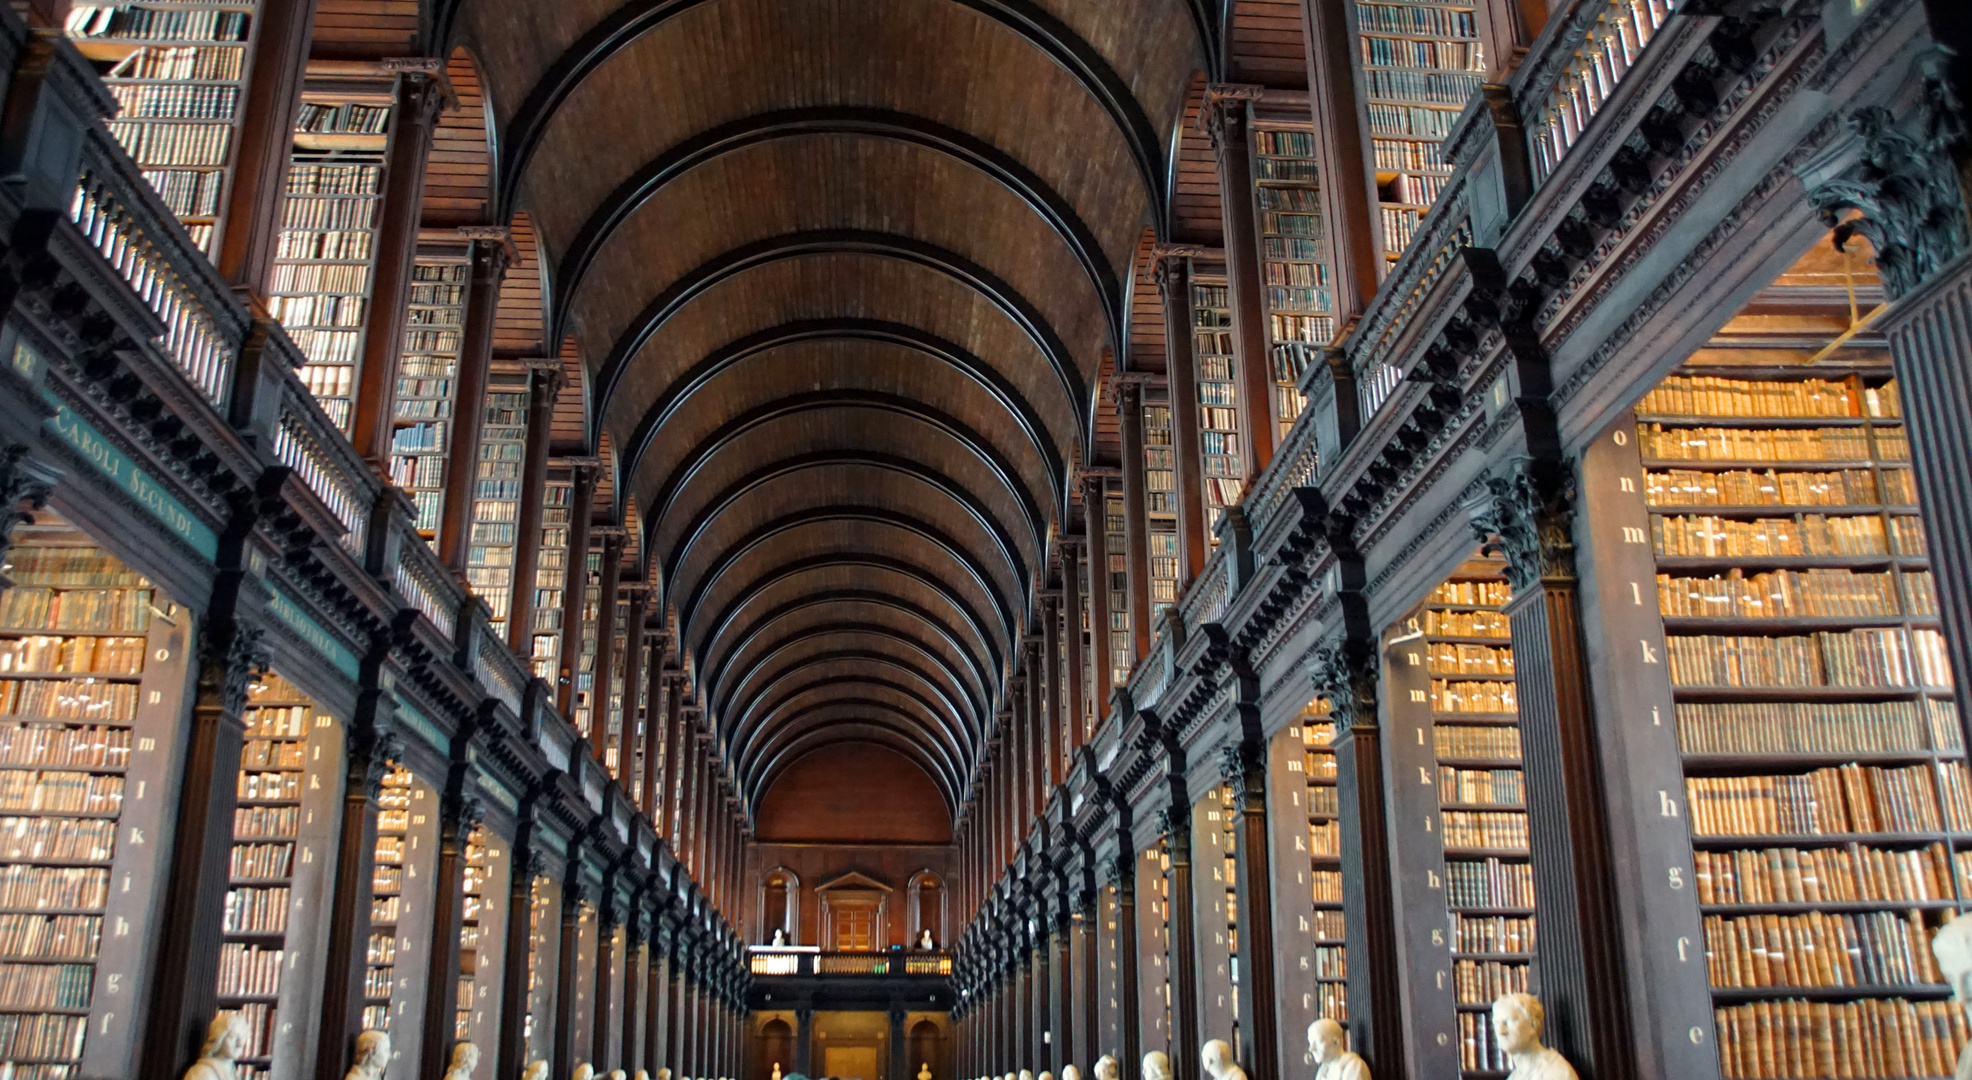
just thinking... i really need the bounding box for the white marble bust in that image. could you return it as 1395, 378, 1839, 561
1309, 1019, 1366, 1080
1039, 1070, 1054, 1080
345, 1031, 390, 1080
655, 1069, 672, 1080
636, 1070, 651, 1080
1021, 1069, 1035, 1080
444, 1042, 479, 1080
1062, 1065, 1081, 1080
523, 1062, 549, 1080
1092, 1056, 1118, 1080
182, 1012, 250, 1080
609, 1070, 627, 1080
1493, 994, 1576, 1080
1202, 1040, 1247, 1080
572, 1063, 594, 1080
1142, 1051, 1171, 1080
1935, 913, 1972, 1080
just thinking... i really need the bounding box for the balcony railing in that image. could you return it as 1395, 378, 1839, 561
1526, 0, 1680, 181
748, 947, 953, 976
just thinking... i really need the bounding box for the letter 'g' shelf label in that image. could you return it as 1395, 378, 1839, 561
40, 391, 218, 559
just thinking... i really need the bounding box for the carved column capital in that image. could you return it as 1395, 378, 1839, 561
198, 621, 268, 719
1307, 637, 1378, 730
1198, 83, 1263, 151
1465, 457, 1576, 592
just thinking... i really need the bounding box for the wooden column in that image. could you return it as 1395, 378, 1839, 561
1079, 475, 1116, 714
659, 677, 687, 839
795, 1004, 814, 1076
1200, 85, 1277, 472
557, 461, 600, 714
621, 593, 651, 791
1153, 254, 1210, 582
1298, 0, 1385, 320
312, 725, 397, 1080
438, 231, 512, 573
1112, 849, 1140, 1080
647, 921, 670, 1071
506, 362, 563, 652
496, 827, 542, 1080
1223, 739, 1279, 1080
889, 1005, 909, 1080
639, 652, 668, 815
623, 911, 647, 1074
136, 601, 262, 1079
588, 527, 625, 762
667, 930, 689, 1072
1163, 793, 1200, 1080
1061, 539, 1088, 749
1050, 906, 1073, 1071
1041, 606, 1062, 788
1113, 379, 1154, 660
1076, 888, 1099, 1072
215, 0, 316, 295
419, 774, 483, 1080
594, 896, 618, 1070
353, 67, 447, 465
553, 870, 586, 1076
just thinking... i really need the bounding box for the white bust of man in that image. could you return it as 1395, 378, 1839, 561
1309, 1019, 1367, 1080
1062, 1065, 1081, 1080
655, 1069, 672, 1080
1202, 1040, 1247, 1080
1039, 1071, 1054, 1080
1493, 994, 1576, 1080
183, 1012, 251, 1080
1142, 1052, 1171, 1080
609, 1070, 628, 1080
572, 1063, 594, 1080
637, 1070, 651, 1080
1092, 1056, 1118, 1080
345, 1031, 391, 1080
444, 1042, 480, 1080
1021, 1069, 1035, 1080
1934, 913, 1972, 1080
523, 1062, 550, 1080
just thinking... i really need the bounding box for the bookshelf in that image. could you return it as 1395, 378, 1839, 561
0, 512, 190, 1079
1137, 845, 1172, 1058
457, 826, 488, 1042
271, 85, 393, 435
1617, 369, 1972, 1074
1104, 493, 1132, 690
523, 871, 554, 1063
1143, 400, 1180, 614
1250, 125, 1333, 439
389, 245, 470, 539
572, 548, 601, 739
365, 765, 413, 1034
602, 592, 628, 774
466, 373, 530, 639
1355, 0, 1484, 266
530, 480, 571, 682
1301, 700, 1349, 1023
1189, 277, 1246, 536
66, 1, 259, 256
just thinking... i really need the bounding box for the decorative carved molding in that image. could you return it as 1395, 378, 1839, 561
1307, 639, 1377, 730
0, 445, 54, 582
198, 622, 268, 719
1464, 457, 1576, 592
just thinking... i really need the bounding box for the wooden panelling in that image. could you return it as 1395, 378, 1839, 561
1229, 0, 1309, 88
491, 213, 544, 357
1173, 76, 1224, 244
755, 744, 954, 844
308, 0, 419, 60
419, 52, 492, 228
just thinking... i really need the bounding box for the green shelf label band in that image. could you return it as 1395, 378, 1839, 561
539, 827, 568, 855
477, 771, 519, 813
41, 389, 218, 559
394, 701, 449, 756
266, 587, 362, 680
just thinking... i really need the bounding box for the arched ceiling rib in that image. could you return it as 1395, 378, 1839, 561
454, 0, 1205, 818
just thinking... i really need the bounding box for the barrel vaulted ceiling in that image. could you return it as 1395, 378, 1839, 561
455, 0, 1206, 819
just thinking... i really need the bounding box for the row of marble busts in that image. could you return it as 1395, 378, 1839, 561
965, 992, 1574, 1080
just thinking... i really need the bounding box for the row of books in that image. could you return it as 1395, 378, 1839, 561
267, 294, 366, 328
1366, 102, 1460, 139
1453, 913, 1534, 954
1312, 945, 1345, 980
295, 103, 389, 135
232, 805, 298, 839
4, 553, 142, 590
1255, 158, 1319, 184
1651, 511, 1923, 558
1264, 259, 1331, 288
105, 120, 229, 168
1656, 568, 1910, 619
1675, 699, 1959, 756
1702, 908, 1942, 989
275, 229, 372, 261
1429, 580, 1511, 606
240, 739, 303, 770
295, 359, 355, 398
1683, 762, 1972, 837
0, 818, 115, 864
280, 196, 378, 233
106, 43, 245, 81
108, 84, 237, 120
0, 773, 121, 817
0, 725, 131, 770
0, 868, 106, 910
1442, 811, 1528, 850
1645, 467, 1910, 509
1428, 642, 1514, 675
140, 168, 224, 218
1363, 68, 1481, 107
1430, 679, 1517, 714
1380, 206, 1421, 253
0, 964, 91, 1012
1256, 186, 1321, 212
1713, 995, 1966, 1079
0, 1012, 84, 1061
0, 681, 138, 724
1440, 767, 1524, 807
1663, 629, 1953, 690
215, 942, 282, 997
216, 1003, 274, 1060
1434, 724, 1522, 760
1639, 425, 1901, 463
1372, 138, 1445, 171
0, 635, 145, 677
0, 589, 151, 635
0, 915, 98, 962
235, 770, 297, 802
1452, 957, 1529, 1005
1457, 1011, 1511, 1071
1354, 1, 1476, 37
221, 887, 287, 935
1384, 171, 1447, 206
66, 7, 250, 41
1692, 842, 1964, 906
269, 262, 371, 295
1422, 608, 1509, 638
1308, 820, 1341, 857
228, 842, 292, 881
1359, 36, 1484, 70
1637, 376, 1888, 420
1445, 856, 1534, 908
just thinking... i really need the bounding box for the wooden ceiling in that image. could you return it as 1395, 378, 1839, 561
453, 0, 1216, 819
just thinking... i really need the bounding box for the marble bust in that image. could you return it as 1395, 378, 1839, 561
1062, 1065, 1081, 1080
523, 1062, 549, 1080
1021, 1070, 1035, 1080
1309, 1020, 1366, 1080
636, 1071, 650, 1080
1493, 994, 1576, 1080
444, 1042, 479, 1080
1201, 1040, 1247, 1080
1039, 1070, 1054, 1080
182, 1012, 250, 1080
572, 1064, 593, 1080
919, 1064, 933, 1080
609, 1070, 627, 1080
1093, 1056, 1118, 1080
1142, 1051, 1171, 1080
345, 1031, 390, 1080
655, 1069, 672, 1080
1934, 913, 1972, 1080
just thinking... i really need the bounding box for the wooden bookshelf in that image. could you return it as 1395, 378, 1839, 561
1142, 400, 1180, 614
529, 479, 571, 682
1250, 124, 1333, 439
572, 547, 601, 739
1355, 0, 1484, 266
1300, 700, 1348, 1023
66, 1, 259, 256
1137, 844, 1173, 1058
272, 84, 394, 435
466, 373, 530, 639
1103, 493, 1132, 690
602, 591, 628, 775
389, 244, 471, 539
458, 826, 487, 1042
1188, 276, 1246, 535
365, 765, 413, 1034
0, 512, 189, 1079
